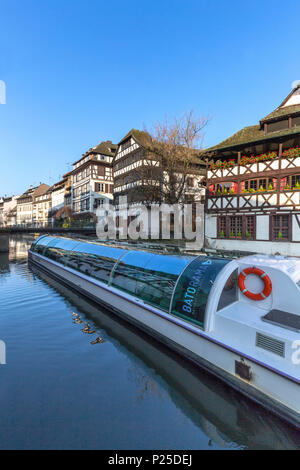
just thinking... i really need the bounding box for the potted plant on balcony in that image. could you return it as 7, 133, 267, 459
246, 231, 252, 240
220, 230, 225, 238
293, 181, 300, 190
230, 230, 235, 238
268, 183, 273, 191
237, 231, 242, 239
277, 231, 283, 240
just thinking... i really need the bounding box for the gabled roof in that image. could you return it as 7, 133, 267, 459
73, 140, 117, 165
18, 183, 50, 201
33, 183, 50, 197
203, 124, 300, 153
203, 83, 300, 154
261, 82, 300, 123
118, 128, 152, 147
92, 141, 117, 156
116, 128, 206, 167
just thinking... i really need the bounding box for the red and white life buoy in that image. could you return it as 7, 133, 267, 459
238, 267, 272, 301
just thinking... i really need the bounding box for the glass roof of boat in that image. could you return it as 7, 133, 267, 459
31, 236, 229, 326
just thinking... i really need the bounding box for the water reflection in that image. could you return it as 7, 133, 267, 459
29, 264, 300, 450
8, 234, 37, 262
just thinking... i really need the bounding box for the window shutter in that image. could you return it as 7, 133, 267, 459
280, 177, 287, 190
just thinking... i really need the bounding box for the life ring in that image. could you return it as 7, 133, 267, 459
238, 267, 272, 301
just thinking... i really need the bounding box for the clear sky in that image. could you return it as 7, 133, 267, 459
1, 0, 300, 196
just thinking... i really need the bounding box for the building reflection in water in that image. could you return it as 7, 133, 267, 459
29, 264, 300, 450
9, 234, 38, 262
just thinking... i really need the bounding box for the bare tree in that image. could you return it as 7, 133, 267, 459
131, 111, 209, 205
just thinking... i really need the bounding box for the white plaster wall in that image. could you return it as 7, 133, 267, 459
205, 214, 217, 238
292, 215, 300, 242
256, 215, 269, 240
208, 238, 300, 257
51, 188, 65, 211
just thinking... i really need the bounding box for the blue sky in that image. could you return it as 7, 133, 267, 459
1, 0, 300, 196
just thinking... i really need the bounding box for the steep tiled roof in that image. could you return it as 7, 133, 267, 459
33, 183, 50, 197
203, 83, 300, 154
203, 124, 300, 153
261, 104, 300, 122
118, 128, 152, 147
92, 141, 117, 156
73, 140, 117, 165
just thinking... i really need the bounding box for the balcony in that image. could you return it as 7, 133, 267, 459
207, 187, 300, 211
208, 147, 300, 181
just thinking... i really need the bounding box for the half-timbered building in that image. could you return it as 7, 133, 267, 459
113, 129, 206, 208
204, 82, 300, 256
70, 140, 116, 216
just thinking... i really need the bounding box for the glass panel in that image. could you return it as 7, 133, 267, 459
111, 251, 191, 312
32, 236, 56, 254
71, 242, 126, 284
43, 246, 68, 265
171, 257, 229, 328
42, 238, 81, 266
217, 269, 238, 311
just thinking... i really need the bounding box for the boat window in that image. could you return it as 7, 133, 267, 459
110, 251, 191, 312
71, 242, 126, 284
43, 246, 68, 265
217, 269, 238, 311
31, 236, 56, 255
170, 257, 229, 328
42, 238, 81, 267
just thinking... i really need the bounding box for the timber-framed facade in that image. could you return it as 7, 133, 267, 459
69, 140, 116, 216
113, 128, 207, 207
203, 83, 300, 256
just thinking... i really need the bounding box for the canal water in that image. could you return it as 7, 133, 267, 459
0, 234, 299, 450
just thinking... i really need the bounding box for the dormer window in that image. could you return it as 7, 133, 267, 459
267, 119, 289, 133
293, 116, 300, 128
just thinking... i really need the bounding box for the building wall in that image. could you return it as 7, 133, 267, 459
51, 188, 65, 212
205, 213, 300, 256
16, 202, 33, 225
71, 157, 113, 215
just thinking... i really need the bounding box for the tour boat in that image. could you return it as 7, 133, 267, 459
28, 235, 300, 428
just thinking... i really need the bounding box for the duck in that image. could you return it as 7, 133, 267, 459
81, 324, 96, 334
91, 336, 105, 345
